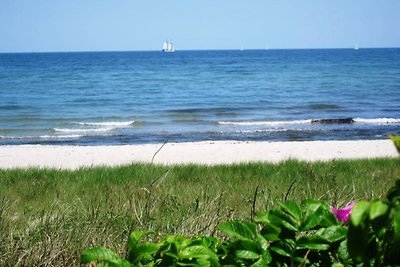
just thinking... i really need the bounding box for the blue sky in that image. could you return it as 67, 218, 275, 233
0, 0, 399, 52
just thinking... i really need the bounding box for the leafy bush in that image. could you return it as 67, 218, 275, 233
389, 135, 400, 153
347, 180, 400, 266
81, 179, 400, 266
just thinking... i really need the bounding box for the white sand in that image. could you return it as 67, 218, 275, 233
0, 140, 397, 169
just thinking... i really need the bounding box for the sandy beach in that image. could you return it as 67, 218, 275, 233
0, 139, 397, 169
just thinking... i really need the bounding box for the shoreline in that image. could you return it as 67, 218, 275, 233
0, 140, 398, 169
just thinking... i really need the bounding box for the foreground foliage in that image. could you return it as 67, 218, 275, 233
82, 180, 400, 266
1, 159, 399, 266
389, 135, 400, 153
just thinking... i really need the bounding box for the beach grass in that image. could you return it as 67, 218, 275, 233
1, 158, 399, 266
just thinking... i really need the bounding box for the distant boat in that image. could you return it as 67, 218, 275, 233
240, 44, 244, 51
355, 43, 359, 50
162, 41, 175, 52
265, 45, 269, 50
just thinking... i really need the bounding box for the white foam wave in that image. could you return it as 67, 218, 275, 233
53, 127, 114, 133
220, 118, 400, 126
74, 121, 135, 126
354, 118, 400, 124
43, 134, 84, 139
236, 129, 290, 133
219, 119, 311, 126
0, 134, 84, 139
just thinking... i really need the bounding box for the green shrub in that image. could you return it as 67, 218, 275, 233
389, 135, 400, 153
81, 179, 400, 267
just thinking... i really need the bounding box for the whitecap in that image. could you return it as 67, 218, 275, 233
218, 119, 312, 126
354, 118, 400, 124
73, 121, 135, 127
235, 129, 290, 133
0, 134, 84, 139
53, 127, 114, 133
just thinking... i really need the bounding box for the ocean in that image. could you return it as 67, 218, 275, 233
0, 48, 399, 145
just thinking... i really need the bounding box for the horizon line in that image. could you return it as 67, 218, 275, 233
1, 46, 399, 54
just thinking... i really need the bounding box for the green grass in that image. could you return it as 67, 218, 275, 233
1, 159, 399, 266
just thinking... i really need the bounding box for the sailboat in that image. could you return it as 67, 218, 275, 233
355, 43, 359, 50
162, 40, 175, 52
240, 44, 244, 51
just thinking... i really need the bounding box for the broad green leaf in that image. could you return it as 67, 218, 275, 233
131, 243, 159, 262
179, 245, 214, 259
243, 222, 259, 236
301, 204, 324, 231
387, 179, 400, 202
81, 247, 123, 265
297, 236, 330, 250
237, 239, 260, 254
278, 200, 302, 221
235, 249, 261, 259
302, 200, 323, 216
260, 221, 281, 241
130, 230, 155, 243
251, 257, 271, 267
350, 201, 370, 227
268, 212, 298, 232
393, 205, 400, 243
270, 246, 291, 257
262, 250, 272, 264
369, 200, 389, 221
311, 200, 337, 227
270, 240, 294, 257
218, 221, 256, 240
195, 258, 215, 267
316, 225, 347, 243
164, 251, 180, 260
301, 200, 337, 230
347, 224, 368, 263
256, 233, 269, 251
254, 211, 269, 224
337, 240, 351, 264
166, 235, 176, 243
389, 135, 400, 153
96, 261, 132, 267
120, 260, 133, 267
292, 256, 310, 264
128, 230, 155, 250
271, 209, 299, 230
176, 261, 206, 267
193, 236, 218, 249
166, 236, 192, 251
319, 205, 339, 227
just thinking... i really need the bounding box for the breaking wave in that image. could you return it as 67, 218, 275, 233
353, 118, 400, 124
73, 121, 135, 126
0, 134, 84, 140
219, 118, 400, 126
53, 128, 114, 133
218, 120, 312, 126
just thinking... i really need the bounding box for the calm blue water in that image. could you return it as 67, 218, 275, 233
0, 49, 399, 145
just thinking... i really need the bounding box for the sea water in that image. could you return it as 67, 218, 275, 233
0, 49, 399, 145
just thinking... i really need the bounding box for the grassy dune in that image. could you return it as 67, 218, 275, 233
1, 159, 399, 266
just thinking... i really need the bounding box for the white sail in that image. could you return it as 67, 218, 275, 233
355, 43, 359, 50
162, 40, 175, 52
162, 41, 168, 50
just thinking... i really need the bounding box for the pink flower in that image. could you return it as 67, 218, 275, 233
330, 202, 356, 222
